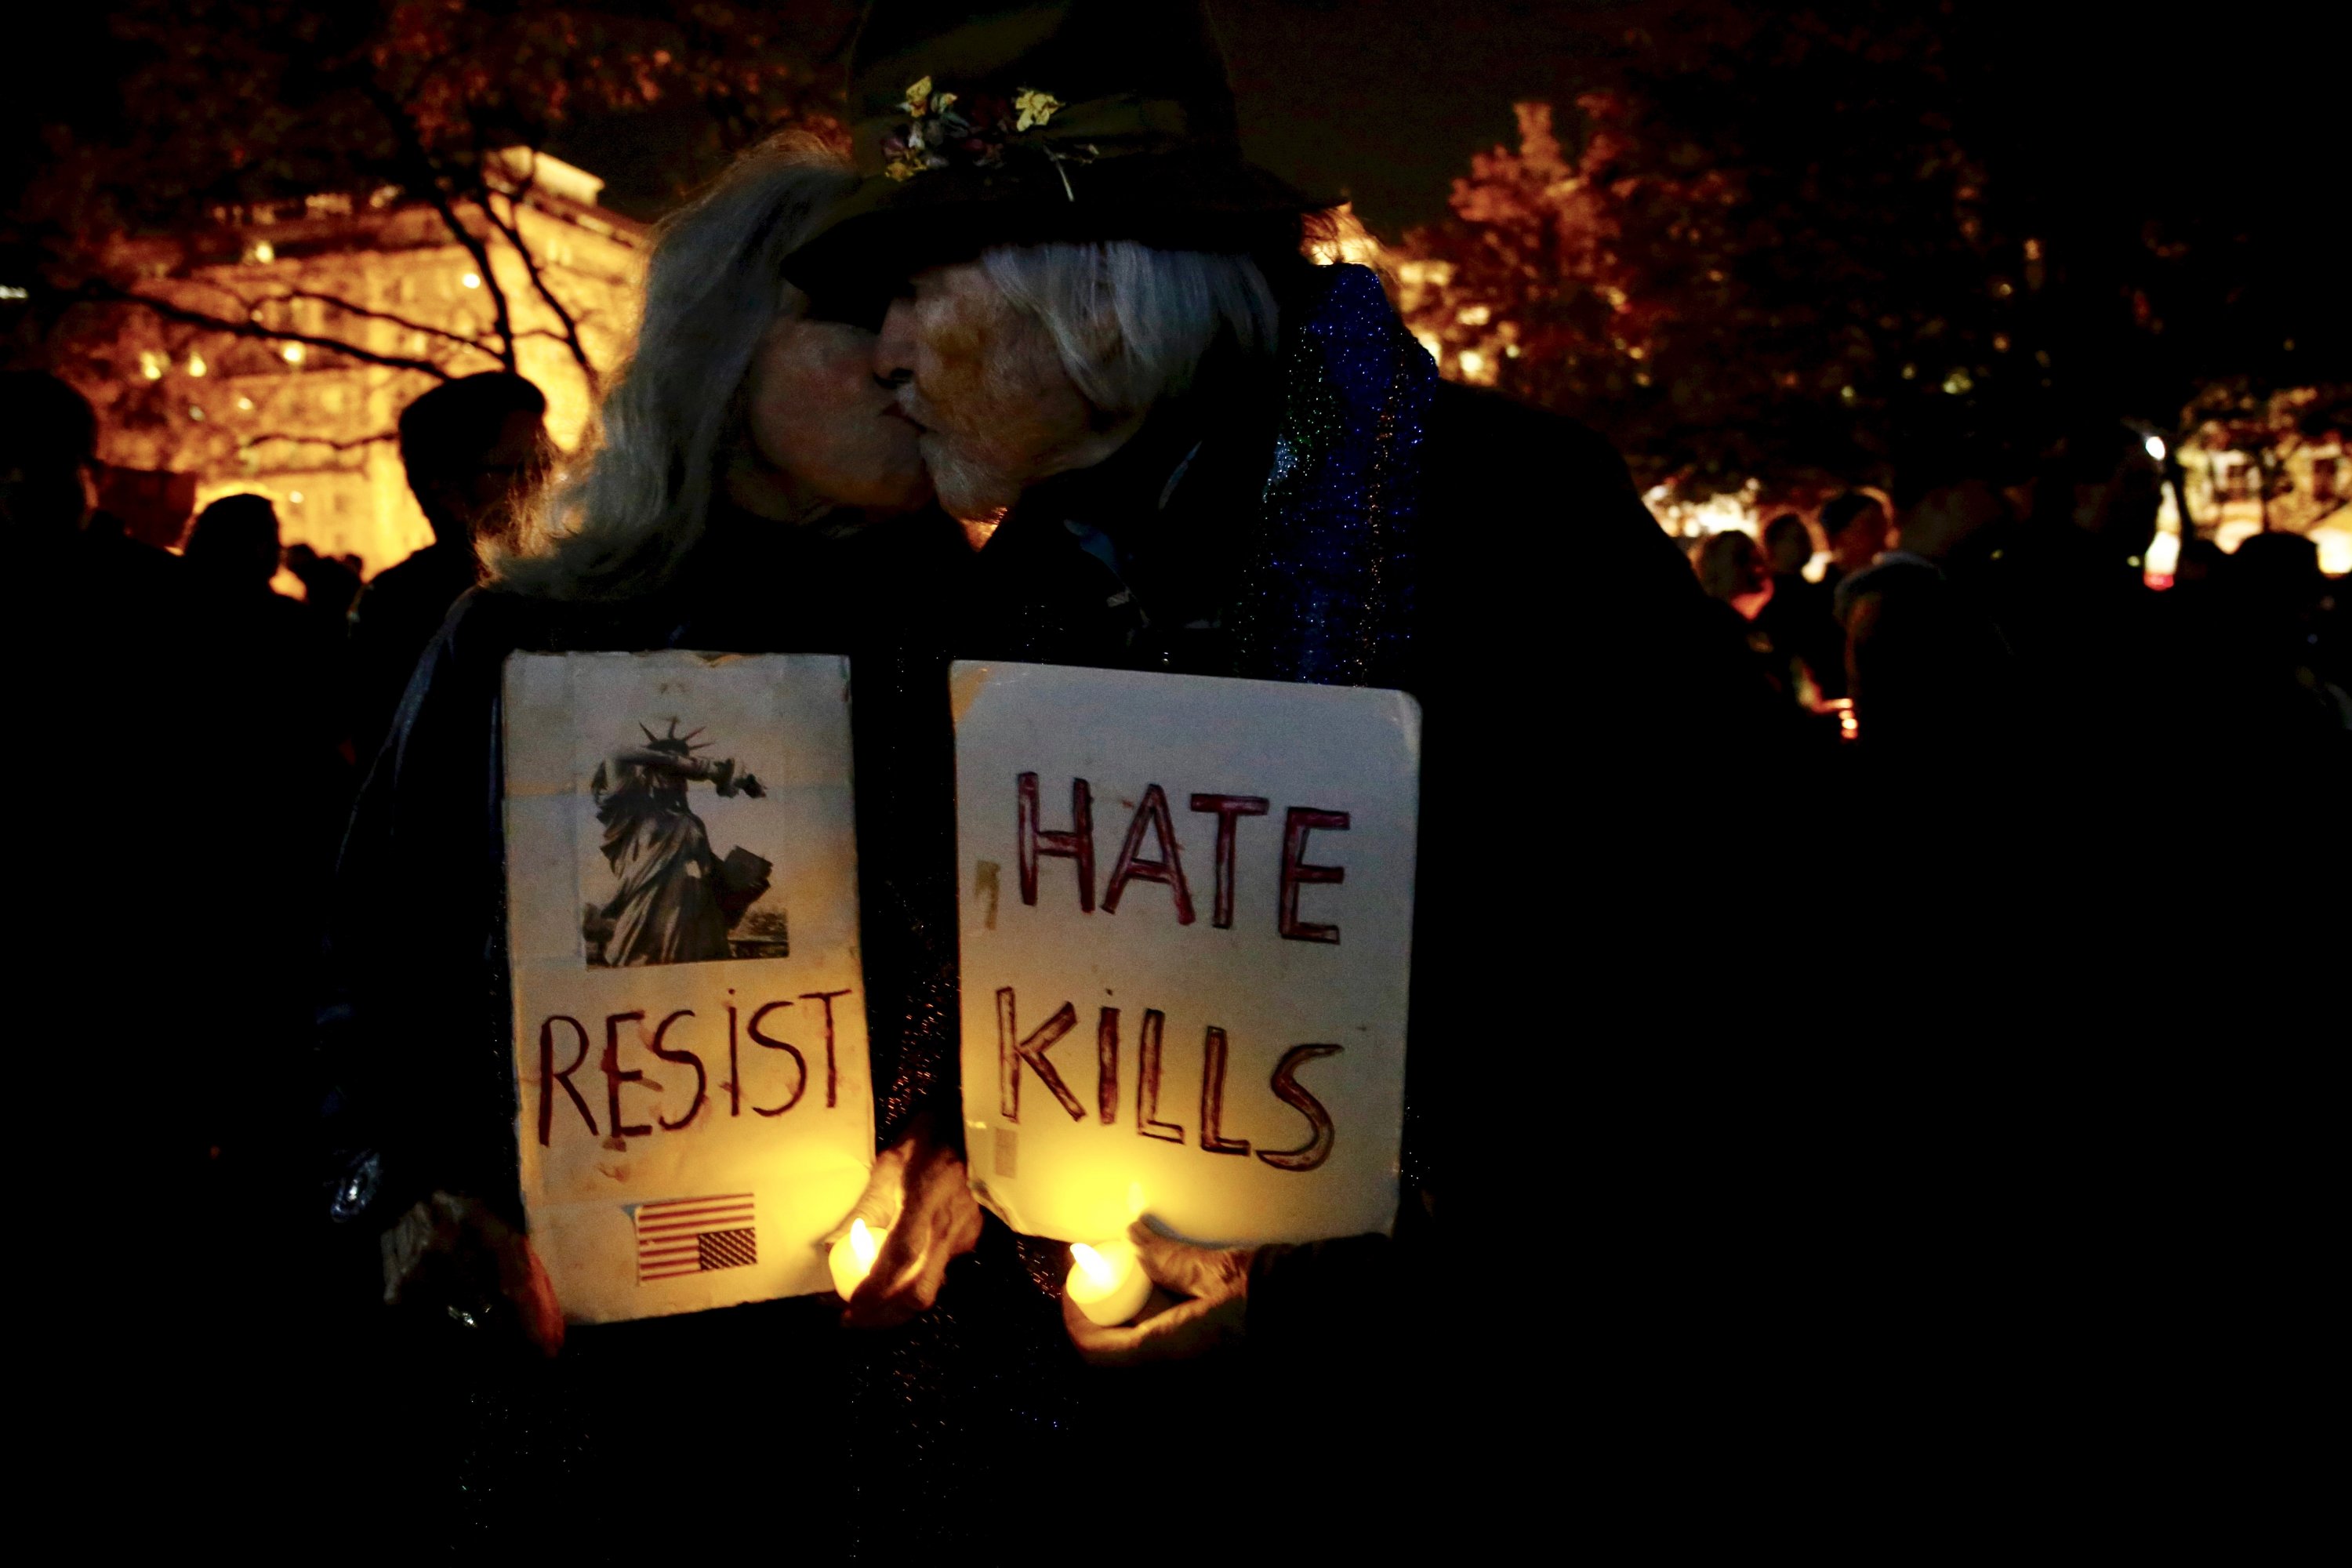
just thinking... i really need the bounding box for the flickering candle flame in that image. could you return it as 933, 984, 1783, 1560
829, 1216, 884, 1299
1066, 1238, 1152, 1327
1070, 1242, 1114, 1290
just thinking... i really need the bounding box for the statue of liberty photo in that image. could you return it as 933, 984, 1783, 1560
585, 719, 773, 967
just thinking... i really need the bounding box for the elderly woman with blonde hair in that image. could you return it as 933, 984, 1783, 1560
330, 133, 982, 1367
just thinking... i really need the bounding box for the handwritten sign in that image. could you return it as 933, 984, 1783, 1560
503, 652, 875, 1322
953, 661, 1418, 1246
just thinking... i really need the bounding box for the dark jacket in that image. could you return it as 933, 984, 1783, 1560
330, 510, 975, 1216
952, 358, 1788, 1336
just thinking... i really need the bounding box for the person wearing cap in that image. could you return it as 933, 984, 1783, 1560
787, 0, 1786, 1375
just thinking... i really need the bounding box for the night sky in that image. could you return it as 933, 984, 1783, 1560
557, 1, 1609, 234
560, 0, 2342, 252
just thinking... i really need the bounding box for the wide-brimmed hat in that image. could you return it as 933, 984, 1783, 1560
786, 0, 1321, 295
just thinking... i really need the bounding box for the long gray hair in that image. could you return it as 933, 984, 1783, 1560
493, 136, 858, 601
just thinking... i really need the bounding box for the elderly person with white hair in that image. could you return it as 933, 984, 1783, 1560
786, 0, 1784, 1376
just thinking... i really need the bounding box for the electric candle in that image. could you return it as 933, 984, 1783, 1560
1067, 1240, 1152, 1327
829, 1217, 882, 1299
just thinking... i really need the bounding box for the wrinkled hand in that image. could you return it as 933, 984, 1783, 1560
1062, 1220, 1252, 1367
830, 1116, 983, 1329
380, 1191, 564, 1357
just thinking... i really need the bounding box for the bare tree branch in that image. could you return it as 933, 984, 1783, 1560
158, 271, 510, 365
365, 82, 521, 372
238, 429, 397, 453
76, 279, 457, 378
268, 289, 507, 358
475, 147, 601, 391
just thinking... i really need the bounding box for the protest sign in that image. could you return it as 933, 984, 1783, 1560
503, 652, 874, 1323
953, 661, 1418, 1247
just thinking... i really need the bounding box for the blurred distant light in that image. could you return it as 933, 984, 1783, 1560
0, 285, 27, 299
1941, 368, 1973, 395
246, 241, 275, 264
2143, 434, 2167, 461
1457, 349, 1489, 382
462, 271, 483, 290
1900, 363, 1917, 380
1455, 303, 1490, 327
289, 491, 304, 504
187, 405, 204, 421
235, 395, 254, 412
139, 350, 168, 380
2314, 525, 2352, 576
281, 343, 305, 365
187, 353, 207, 378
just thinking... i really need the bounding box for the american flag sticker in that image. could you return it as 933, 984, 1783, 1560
635, 1193, 757, 1283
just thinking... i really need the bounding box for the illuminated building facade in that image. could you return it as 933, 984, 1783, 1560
56, 151, 643, 578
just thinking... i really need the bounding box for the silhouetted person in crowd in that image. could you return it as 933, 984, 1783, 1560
1837, 435, 2012, 774
1692, 528, 1779, 687
185, 491, 351, 827
287, 540, 363, 619
4, 370, 183, 615
1819, 489, 1890, 599
350, 372, 550, 764
1755, 510, 1846, 701
187, 492, 291, 591
2180, 532, 2352, 771
1973, 419, 2171, 771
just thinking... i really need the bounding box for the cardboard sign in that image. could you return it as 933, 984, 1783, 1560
953, 661, 1419, 1247
503, 652, 875, 1322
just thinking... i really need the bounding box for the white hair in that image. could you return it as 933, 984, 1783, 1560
978, 241, 1279, 419
493, 136, 857, 601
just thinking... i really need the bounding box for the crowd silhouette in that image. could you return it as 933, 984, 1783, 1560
11, 363, 2345, 1167
5, 347, 2343, 1542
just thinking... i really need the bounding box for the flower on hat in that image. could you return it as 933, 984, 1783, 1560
880, 79, 1084, 187
1014, 89, 1062, 132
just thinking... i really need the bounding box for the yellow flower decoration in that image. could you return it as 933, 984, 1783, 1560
903, 75, 934, 116
1014, 88, 1062, 132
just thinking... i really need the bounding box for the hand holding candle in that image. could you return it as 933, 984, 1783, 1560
828, 1113, 985, 1329
1066, 1240, 1153, 1327
1060, 1220, 1254, 1366
829, 1216, 884, 1299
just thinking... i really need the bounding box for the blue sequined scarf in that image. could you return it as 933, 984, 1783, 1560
1229, 263, 1436, 688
